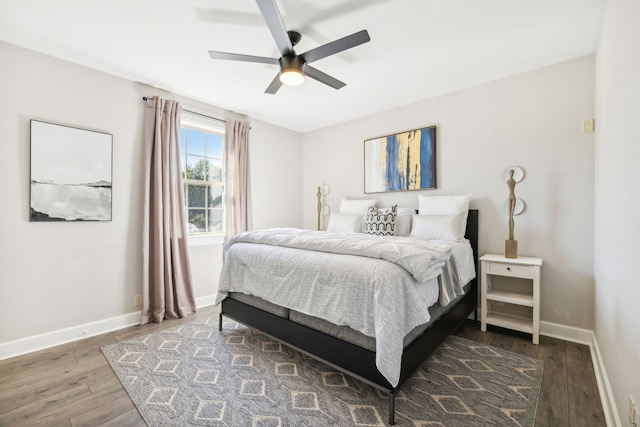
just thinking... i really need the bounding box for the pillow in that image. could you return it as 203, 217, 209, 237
339, 198, 377, 215
339, 198, 377, 232
364, 205, 397, 236
409, 212, 465, 241
326, 213, 362, 233
418, 194, 471, 238
395, 207, 414, 236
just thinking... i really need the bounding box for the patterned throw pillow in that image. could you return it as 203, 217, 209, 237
364, 205, 397, 236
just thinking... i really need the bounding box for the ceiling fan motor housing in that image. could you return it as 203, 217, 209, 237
280, 55, 305, 72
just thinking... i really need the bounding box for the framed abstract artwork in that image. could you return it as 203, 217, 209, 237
30, 120, 113, 221
364, 125, 436, 193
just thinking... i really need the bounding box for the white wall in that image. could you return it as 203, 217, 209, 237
594, 0, 640, 424
303, 56, 596, 330
0, 41, 302, 350
249, 120, 303, 230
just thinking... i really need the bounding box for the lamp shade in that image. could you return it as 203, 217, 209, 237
280, 69, 304, 86
279, 56, 306, 86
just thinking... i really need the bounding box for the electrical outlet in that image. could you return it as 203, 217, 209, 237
134, 294, 143, 306
582, 119, 595, 133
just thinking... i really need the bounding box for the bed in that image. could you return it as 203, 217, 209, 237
216, 209, 479, 425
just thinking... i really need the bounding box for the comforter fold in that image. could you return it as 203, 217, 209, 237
224, 228, 452, 282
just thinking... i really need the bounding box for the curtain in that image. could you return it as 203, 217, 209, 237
224, 119, 253, 240
141, 96, 196, 325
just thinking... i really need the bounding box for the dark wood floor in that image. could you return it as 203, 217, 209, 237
454, 319, 606, 427
0, 305, 606, 426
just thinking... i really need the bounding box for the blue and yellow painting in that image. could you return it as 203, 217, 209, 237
364, 126, 436, 193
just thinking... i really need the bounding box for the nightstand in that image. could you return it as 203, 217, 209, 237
479, 254, 543, 344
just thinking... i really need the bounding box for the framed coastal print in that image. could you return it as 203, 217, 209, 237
30, 120, 113, 221
364, 125, 436, 193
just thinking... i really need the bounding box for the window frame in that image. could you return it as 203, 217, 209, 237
180, 111, 225, 243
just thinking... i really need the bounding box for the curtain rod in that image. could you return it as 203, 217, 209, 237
142, 96, 226, 125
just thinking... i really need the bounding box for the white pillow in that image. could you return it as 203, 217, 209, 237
339, 198, 377, 214
409, 213, 465, 241
418, 194, 471, 238
395, 207, 414, 236
327, 213, 362, 233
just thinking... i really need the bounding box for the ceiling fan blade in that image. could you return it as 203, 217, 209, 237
208, 51, 279, 65
265, 73, 283, 94
304, 65, 346, 90
255, 0, 294, 56
300, 29, 370, 64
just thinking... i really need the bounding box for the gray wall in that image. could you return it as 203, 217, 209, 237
303, 55, 596, 330
594, 0, 640, 424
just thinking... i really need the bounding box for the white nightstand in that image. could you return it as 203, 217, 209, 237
479, 254, 543, 344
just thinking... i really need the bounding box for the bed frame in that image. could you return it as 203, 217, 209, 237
219, 209, 479, 425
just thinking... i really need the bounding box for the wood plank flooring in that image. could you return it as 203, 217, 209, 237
0, 306, 606, 426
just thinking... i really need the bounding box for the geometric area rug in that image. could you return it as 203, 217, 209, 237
101, 316, 543, 426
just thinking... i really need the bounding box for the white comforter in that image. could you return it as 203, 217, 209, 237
216, 228, 473, 387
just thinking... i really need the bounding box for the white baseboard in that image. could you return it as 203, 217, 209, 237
540, 321, 620, 427
540, 320, 593, 345
590, 334, 622, 427
196, 294, 217, 308
0, 295, 218, 361
0, 311, 141, 361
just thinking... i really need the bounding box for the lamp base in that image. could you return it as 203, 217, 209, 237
505, 240, 518, 258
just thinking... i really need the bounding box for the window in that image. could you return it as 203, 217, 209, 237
180, 111, 225, 235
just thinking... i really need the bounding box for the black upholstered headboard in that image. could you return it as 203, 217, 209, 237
465, 209, 479, 289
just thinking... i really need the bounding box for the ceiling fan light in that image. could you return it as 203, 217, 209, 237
279, 55, 306, 86
280, 68, 305, 86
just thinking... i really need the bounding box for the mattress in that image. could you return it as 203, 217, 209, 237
228, 282, 471, 353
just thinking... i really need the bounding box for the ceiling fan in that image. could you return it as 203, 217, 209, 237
208, 0, 371, 94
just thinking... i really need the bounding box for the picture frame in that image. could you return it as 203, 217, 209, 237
30, 120, 113, 222
364, 125, 436, 193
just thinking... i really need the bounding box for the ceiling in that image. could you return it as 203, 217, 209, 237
0, 0, 606, 133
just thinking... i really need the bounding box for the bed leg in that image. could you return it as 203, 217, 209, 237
388, 391, 395, 425
218, 312, 223, 331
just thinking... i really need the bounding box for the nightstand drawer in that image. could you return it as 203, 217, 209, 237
486, 262, 533, 278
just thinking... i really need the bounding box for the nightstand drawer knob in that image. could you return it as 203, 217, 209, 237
507, 267, 511, 270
